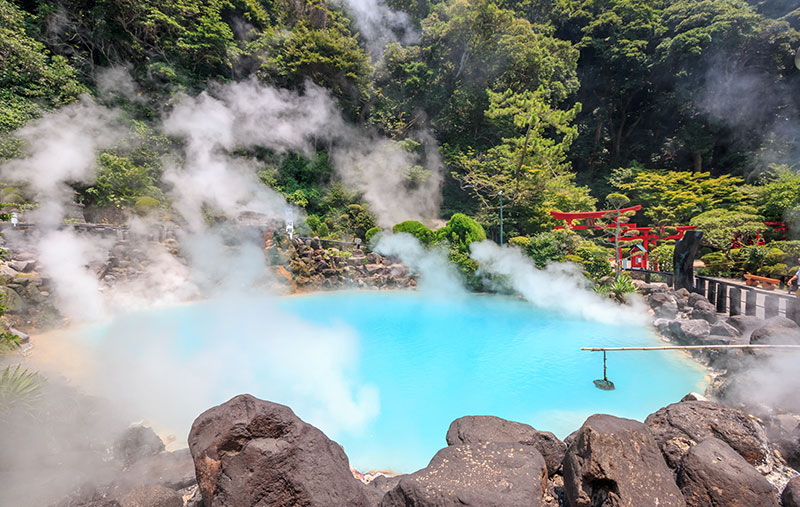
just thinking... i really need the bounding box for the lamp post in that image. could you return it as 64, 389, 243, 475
498, 191, 504, 245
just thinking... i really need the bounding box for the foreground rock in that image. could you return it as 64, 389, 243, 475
783, 476, 800, 507
645, 400, 773, 473
677, 437, 778, 506
562, 414, 685, 507
188, 394, 373, 507
381, 442, 547, 507
445, 415, 566, 476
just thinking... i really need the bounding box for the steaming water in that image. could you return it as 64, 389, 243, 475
68, 291, 706, 473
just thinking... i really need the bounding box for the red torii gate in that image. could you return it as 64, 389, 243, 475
549, 207, 696, 269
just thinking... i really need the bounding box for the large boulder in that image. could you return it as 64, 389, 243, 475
644, 401, 773, 473
783, 476, 800, 507
687, 292, 709, 308
773, 424, 800, 469
650, 293, 679, 319
562, 414, 685, 507
668, 319, 711, 345
445, 415, 566, 476
726, 315, 764, 335
676, 437, 778, 507
762, 315, 799, 329
690, 300, 718, 324
709, 321, 741, 338
380, 442, 547, 507
113, 426, 165, 465
121, 449, 196, 491
749, 325, 800, 345
188, 394, 372, 507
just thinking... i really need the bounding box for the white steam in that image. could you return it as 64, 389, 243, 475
337, 0, 418, 56
1, 97, 122, 227
373, 232, 464, 295
96, 66, 143, 103
331, 130, 443, 227
469, 241, 648, 324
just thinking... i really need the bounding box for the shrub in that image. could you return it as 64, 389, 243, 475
365, 227, 382, 244
437, 213, 486, 252
699, 251, 734, 276
571, 244, 613, 281
762, 263, 789, 278
649, 243, 675, 271
508, 236, 530, 249
392, 220, 433, 245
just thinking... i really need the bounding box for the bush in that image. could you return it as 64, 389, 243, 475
762, 263, 789, 278
437, 213, 486, 252
649, 243, 675, 271
392, 220, 434, 245
365, 227, 382, 244
571, 244, 613, 281
699, 251, 734, 276
134, 196, 160, 215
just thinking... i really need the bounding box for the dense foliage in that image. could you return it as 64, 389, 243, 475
2, 0, 800, 286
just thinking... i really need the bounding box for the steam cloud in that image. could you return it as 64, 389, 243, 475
337, 0, 418, 56
469, 240, 648, 325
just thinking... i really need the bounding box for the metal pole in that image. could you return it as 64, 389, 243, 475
582, 345, 800, 351
499, 191, 503, 245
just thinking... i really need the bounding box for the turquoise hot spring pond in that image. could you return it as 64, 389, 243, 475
77, 290, 707, 473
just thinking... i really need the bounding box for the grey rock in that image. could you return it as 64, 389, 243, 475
113, 426, 165, 466
9, 260, 35, 273
118, 485, 182, 507
726, 315, 764, 334
122, 448, 196, 490
381, 442, 547, 507
446, 415, 566, 476
563, 414, 685, 507
762, 315, 799, 329
650, 293, 679, 319
687, 292, 710, 307
709, 321, 740, 337
690, 300, 718, 323
782, 476, 800, 507
749, 326, 800, 345
0, 286, 25, 313
668, 319, 711, 345
677, 437, 778, 507
645, 401, 773, 473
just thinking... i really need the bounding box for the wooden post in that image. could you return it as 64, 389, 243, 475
765, 295, 779, 319
716, 283, 727, 313
645, 271, 651, 284
745, 290, 757, 316
708, 281, 717, 305
729, 287, 742, 316
697, 278, 706, 297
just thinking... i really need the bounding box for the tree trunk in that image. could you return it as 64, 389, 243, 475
692, 151, 703, 172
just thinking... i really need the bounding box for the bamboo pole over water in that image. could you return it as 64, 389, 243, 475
582, 345, 800, 351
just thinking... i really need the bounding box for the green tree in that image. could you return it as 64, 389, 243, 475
690, 208, 766, 254
610, 166, 744, 225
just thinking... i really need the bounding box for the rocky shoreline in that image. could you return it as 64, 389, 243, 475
54, 392, 800, 507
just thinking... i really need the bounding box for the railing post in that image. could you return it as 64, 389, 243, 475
765, 295, 779, 319
790, 298, 800, 325
729, 287, 742, 316
716, 282, 727, 313
645, 271, 651, 284
745, 290, 757, 316
708, 281, 717, 305
697, 278, 706, 297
